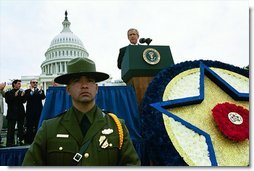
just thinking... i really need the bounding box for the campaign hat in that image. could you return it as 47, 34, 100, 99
54, 57, 109, 84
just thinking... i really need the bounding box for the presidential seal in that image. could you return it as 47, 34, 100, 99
143, 48, 160, 65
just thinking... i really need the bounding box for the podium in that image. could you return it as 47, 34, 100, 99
121, 45, 174, 105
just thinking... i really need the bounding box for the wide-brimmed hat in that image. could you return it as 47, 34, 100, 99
54, 57, 109, 84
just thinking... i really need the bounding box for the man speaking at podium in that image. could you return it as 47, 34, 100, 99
117, 28, 173, 106
117, 28, 139, 69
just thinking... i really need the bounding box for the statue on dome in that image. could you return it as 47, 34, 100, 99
65, 10, 68, 20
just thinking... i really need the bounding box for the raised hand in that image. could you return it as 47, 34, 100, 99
0, 82, 6, 90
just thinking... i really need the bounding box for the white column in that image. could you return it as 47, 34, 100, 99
60, 62, 63, 73
50, 64, 53, 74
55, 62, 58, 74
43, 82, 46, 91
65, 62, 67, 73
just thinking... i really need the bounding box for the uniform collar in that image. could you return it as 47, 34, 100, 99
72, 105, 97, 124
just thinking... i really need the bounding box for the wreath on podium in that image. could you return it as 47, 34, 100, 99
140, 60, 249, 166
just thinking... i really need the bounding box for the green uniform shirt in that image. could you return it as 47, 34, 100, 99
22, 105, 141, 166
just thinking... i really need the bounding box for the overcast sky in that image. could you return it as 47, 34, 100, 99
0, 0, 250, 83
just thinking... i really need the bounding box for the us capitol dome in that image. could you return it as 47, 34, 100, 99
39, 11, 89, 90
20, 11, 125, 90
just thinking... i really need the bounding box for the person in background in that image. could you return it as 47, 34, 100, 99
5, 79, 26, 147
24, 79, 46, 144
117, 28, 140, 69
23, 57, 140, 166
0, 82, 6, 146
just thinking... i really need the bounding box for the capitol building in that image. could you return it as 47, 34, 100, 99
21, 11, 125, 91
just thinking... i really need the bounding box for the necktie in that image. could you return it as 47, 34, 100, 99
80, 115, 90, 136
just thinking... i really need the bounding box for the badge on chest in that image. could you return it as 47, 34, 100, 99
99, 128, 113, 148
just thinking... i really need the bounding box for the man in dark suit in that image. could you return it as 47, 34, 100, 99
117, 28, 139, 69
24, 79, 46, 144
5, 79, 26, 146
23, 57, 141, 166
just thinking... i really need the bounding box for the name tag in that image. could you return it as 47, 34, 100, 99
56, 134, 69, 138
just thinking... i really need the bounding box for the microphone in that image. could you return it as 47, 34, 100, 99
139, 38, 146, 44
145, 38, 152, 45
139, 38, 152, 45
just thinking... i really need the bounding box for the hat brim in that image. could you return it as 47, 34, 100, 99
54, 72, 109, 84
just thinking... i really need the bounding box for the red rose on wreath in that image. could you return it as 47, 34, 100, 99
212, 102, 249, 141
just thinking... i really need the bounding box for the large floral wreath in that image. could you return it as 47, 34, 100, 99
140, 60, 249, 166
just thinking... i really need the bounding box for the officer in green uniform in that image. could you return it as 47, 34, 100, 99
22, 57, 141, 166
